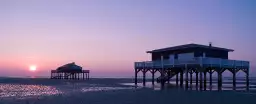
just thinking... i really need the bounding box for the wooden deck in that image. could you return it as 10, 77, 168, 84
135, 57, 249, 69
51, 70, 90, 80
134, 57, 250, 91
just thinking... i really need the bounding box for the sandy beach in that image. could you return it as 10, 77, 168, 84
0, 78, 255, 104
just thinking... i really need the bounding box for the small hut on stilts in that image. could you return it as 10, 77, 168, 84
51, 62, 90, 80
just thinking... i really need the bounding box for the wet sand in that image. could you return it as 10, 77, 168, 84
0, 78, 256, 104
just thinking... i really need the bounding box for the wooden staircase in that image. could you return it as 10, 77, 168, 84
156, 71, 177, 83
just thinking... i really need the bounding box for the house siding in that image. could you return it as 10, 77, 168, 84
151, 47, 229, 61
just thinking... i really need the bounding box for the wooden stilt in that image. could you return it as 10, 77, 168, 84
190, 70, 193, 89
196, 71, 198, 90
143, 69, 146, 86
233, 69, 236, 90
88, 73, 89, 79
167, 70, 171, 84
160, 56, 165, 89
246, 69, 249, 91
176, 72, 179, 87
209, 70, 213, 90
135, 69, 138, 85
160, 70, 165, 89
204, 71, 207, 91
83, 72, 84, 80
151, 69, 155, 85
200, 71, 203, 91
180, 70, 183, 87
218, 73, 220, 91
185, 68, 189, 89
218, 69, 223, 91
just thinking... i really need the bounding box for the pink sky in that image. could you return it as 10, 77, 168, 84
0, 0, 255, 77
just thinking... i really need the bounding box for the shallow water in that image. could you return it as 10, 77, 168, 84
0, 84, 62, 98
122, 78, 256, 92
0, 83, 136, 99
81, 87, 136, 92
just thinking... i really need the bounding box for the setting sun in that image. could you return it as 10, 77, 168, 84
29, 65, 37, 71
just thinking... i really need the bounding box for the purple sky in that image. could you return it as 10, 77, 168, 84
0, 0, 255, 77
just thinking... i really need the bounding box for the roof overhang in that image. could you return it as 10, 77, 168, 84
146, 43, 234, 53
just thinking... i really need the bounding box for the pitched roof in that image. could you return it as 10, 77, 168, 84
147, 43, 234, 53
56, 62, 82, 72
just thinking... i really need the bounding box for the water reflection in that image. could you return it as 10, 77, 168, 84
81, 87, 135, 92
0, 84, 62, 98
122, 81, 256, 91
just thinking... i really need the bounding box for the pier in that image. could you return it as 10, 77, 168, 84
51, 62, 90, 80
134, 43, 250, 91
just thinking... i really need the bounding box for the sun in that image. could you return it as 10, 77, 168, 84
29, 65, 37, 71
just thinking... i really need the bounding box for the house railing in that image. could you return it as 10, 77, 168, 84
134, 57, 249, 68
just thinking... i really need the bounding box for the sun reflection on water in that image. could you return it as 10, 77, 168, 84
0, 84, 62, 98
81, 87, 136, 92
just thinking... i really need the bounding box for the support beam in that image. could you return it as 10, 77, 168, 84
152, 69, 155, 85
200, 71, 203, 91
246, 69, 249, 91
190, 70, 193, 89
209, 70, 213, 90
160, 70, 165, 89
233, 69, 236, 90
196, 71, 199, 90
160, 55, 165, 89
176, 72, 179, 87
180, 70, 183, 87
143, 69, 146, 86
185, 68, 189, 89
204, 71, 207, 91
218, 70, 223, 91
135, 69, 138, 85
167, 70, 171, 84
83, 73, 85, 80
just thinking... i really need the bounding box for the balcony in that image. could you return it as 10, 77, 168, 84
134, 57, 249, 69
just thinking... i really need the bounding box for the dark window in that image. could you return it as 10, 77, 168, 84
174, 54, 178, 59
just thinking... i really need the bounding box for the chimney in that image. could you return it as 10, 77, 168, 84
209, 42, 212, 47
